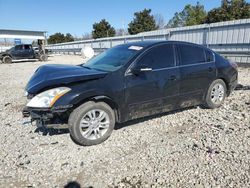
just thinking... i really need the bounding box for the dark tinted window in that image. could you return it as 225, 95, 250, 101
15, 45, 23, 50
179, 44, 205, 65
205, 49, 214, 62
139, 44, 175, 69
24, 45, 31, 50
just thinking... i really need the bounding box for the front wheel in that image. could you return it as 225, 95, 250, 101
204, 79, 227, 109
69, 101, 115, 146
3, 56, 12, 64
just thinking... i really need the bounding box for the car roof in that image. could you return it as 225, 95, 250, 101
119, 40, 206, 49
15, 44, 31, 46
119, 41, 167, 48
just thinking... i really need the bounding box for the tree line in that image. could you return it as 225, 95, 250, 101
48, 0, 250, 44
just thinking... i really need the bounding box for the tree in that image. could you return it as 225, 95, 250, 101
92, 19, 115, 39
48, 33, 65, 44
64, 33, 74, 42
167, 2, 207, 28
47, 32, 75, 44
206, 0, 250, 23
166, 12, 185, 28
128, 9, 158, 35
154, 14, 165, 29
185, 3, 207, 26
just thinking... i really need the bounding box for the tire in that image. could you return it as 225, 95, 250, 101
204, 79, 227, 109
3, 56, 12, 64
39, 54, 47, 61
69, 101, 115, 146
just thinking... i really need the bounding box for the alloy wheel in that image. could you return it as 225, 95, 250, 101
210, 83, 225, 105
79, 109, 110, 140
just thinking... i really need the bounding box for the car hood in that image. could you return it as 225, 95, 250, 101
0, 49, 10, 56
26, 64, 107, 94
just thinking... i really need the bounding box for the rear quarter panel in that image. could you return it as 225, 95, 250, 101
215, 54, 238, 93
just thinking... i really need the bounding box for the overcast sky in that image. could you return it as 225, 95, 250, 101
0, 0, 246, 37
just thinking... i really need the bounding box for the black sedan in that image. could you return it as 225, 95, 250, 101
23, 41, 238, 146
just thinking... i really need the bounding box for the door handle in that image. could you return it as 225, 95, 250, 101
208, 67, 213, 72
169, 75, 177, 81
140, 67, 152, 72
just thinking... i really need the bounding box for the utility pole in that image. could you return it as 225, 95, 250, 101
122, 20, 125, 36
44, 31, 48, 45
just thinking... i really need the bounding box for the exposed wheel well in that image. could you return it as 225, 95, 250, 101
1, 54, 12, 58
217, 77, 230, 95
72, 96, 120, 123
204, 78, 229, 101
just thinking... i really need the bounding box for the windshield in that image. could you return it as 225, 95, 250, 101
81, 45, 142, 72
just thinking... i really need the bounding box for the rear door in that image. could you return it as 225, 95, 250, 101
177, 43, 216, 107
125, 43, 180, 119
11, 45, 23, 59
24, 45, 34, 58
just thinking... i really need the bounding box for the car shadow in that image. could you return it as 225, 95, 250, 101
235, 84, 250, 91
34, 127, 69, 136
34, 106, 199, 135
63, 181, 93, 188
115, 106, 197, 130
12, 60, 38, 64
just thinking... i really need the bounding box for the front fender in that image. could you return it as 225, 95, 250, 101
53, 89, 121, 122
0, 53, 11, 59
54, 89, 101, 107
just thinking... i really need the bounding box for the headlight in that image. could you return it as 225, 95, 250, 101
27, 87, 71, 108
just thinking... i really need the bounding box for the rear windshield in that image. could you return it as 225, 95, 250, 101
81, 45, 142, 72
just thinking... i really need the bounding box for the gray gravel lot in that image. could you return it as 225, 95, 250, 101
0, 55, 249, 188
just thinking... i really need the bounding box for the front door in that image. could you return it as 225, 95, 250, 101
125, 43, 180, 120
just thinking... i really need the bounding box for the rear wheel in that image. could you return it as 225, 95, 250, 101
39, 54, 47, 61
204, 79, 227, 109
3, 56, 12, 64
69, 101, 115, 146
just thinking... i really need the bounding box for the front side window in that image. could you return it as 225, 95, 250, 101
15, 45, 22, 50
138, 44, 175, 69
179, 44, 205, 65
82, 45, 142, 72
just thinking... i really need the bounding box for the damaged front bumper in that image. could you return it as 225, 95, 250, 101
22, 105, 73, 129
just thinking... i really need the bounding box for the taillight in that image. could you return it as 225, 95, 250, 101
229, 60, 238, 70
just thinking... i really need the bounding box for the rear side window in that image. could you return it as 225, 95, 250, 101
179, 44, 205, 65
139, 44, 175, 69
205, 49, 214, 62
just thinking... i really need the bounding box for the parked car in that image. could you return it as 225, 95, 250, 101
0, 44, 47, 64
23, 41, 238, 146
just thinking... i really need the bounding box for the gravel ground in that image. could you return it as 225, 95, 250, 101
0, 55, 249, 188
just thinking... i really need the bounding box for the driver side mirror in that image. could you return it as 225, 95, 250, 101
130, 64, 152, 75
